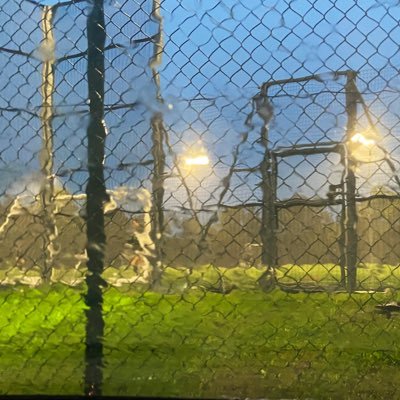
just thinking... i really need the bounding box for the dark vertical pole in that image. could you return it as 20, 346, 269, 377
150, 113, 165, 286
345, 71, 358, 292
259, 86, 277, 287
270, 152, 278, 236
338, 147, 347, 288
40, 6, 57, 282
149, 0, 164, 286
85, 0, 106, 396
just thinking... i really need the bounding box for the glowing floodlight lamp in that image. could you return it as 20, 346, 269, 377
184, 155, 210, 166
351, 132, 376, 146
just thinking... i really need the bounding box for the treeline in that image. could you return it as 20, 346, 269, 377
0, 193, 400, 272
0, 194, 142, 271
162, 197, 400, 267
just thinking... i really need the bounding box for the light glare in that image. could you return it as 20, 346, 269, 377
184, 155, 210, 166
351, 133, 375, 146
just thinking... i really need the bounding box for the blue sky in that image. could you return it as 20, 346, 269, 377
160, 0, 400, 94
27, 0, 400, 94
157, 0, 400, 201
2, 0, 400, 204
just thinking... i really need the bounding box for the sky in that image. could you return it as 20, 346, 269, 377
158, 0, 400, 201
160, 0, 400, 93
1, 0, 400, 207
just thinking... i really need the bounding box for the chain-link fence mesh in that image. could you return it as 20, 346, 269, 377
1, 0, 400, 398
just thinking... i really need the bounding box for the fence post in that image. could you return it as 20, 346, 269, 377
259, 86, 277, 287
85, 0, 107, 395
338, 158, 347, 288
149, 0, 165, 286
40, 5, 57, 282
150, 113, 165, 285
345, 70, 358, 292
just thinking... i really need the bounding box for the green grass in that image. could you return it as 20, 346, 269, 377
276, 263, 400, 291
2, 262, 400, 292
1, 265, 400, 398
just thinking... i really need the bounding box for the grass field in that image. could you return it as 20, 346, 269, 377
276, 263, 400, 291
0, 264, 400, 399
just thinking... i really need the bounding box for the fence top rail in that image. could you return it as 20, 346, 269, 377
260, 69, 355, 94
271, 141, 344, 158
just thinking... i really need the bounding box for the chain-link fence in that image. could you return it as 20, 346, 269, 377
1, 0, 400, 398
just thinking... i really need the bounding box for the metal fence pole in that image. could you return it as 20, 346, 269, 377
85, 0, 107, 395
259, 86, 277, 288
338, 155, 347, 288
150, 113, 165, 286
345, 70, 359, 292
149, 0, 165, 287
39, 5, 57, 282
